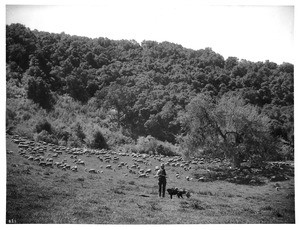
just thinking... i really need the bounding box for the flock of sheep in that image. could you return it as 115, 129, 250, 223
8, 134, 214, 198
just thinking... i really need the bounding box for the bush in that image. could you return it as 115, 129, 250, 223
156, 144, 177, 157
105, 130, 134, 147
91, 130, 108, 149
34, 130, 58, 144
136, 136, 158, 154
135, 135, 178, 156
67, 135, 83, 148
55, 125, 71, 142
73, 122, 86, 142
35, 119, 52, 133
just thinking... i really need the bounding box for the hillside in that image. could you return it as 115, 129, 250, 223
6, 23, 294, 159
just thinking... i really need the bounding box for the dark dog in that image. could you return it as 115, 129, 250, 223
167, 188, 186, 199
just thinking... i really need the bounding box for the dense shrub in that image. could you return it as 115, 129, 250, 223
34, 130, 58, 144
55, 125, 71, 142
136, 136, 158, 154
35, 119, 52, 133
67, 135, 84, 148
105, 131, 134, 146
156, 144, 177, 157
135, 135, 178, 156
91, 130, 108, 149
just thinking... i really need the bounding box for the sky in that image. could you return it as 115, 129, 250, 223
5, 0, 295, 64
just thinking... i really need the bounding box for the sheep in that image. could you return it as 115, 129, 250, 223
71, 166, 78, 172
19, 151, 26, 155
128, 169, 136, 174
39, 161, 46, 166
84, 168, 99, 174
45, 162, 53, 167
47, 158, 53, 162
106, 165, 112, 169
136, 159, 144, 164
65, 164, 71, 169
138, 173, 147, 178
77, 160, 85, 165
57, 163, 65, 168
98, 157, 104, 162
34, 157, 41, 162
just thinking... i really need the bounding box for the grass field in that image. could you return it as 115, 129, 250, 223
6, 134, 295, 224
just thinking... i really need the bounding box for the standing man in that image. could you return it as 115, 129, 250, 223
156, 163, 167, 198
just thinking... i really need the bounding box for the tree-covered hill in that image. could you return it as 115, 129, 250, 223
6, 23, 294, 161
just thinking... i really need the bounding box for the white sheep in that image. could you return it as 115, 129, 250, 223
65, 164, 71, 169
138, 173, 147, 178
71, 166, 78, 171
84, 168, 98, 174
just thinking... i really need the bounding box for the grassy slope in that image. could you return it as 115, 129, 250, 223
6, 135, 295, 224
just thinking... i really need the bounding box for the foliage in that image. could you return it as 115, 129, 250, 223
91, 130, 108, 149
135, 135, 178, 156
183, 93, 279, 166
33, 130, 58, 144
26, 76, 54, 110
73, 122, 86, 142
6, 24, 293, 158
136, 136, 158, 154
35, 119, 52, 134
